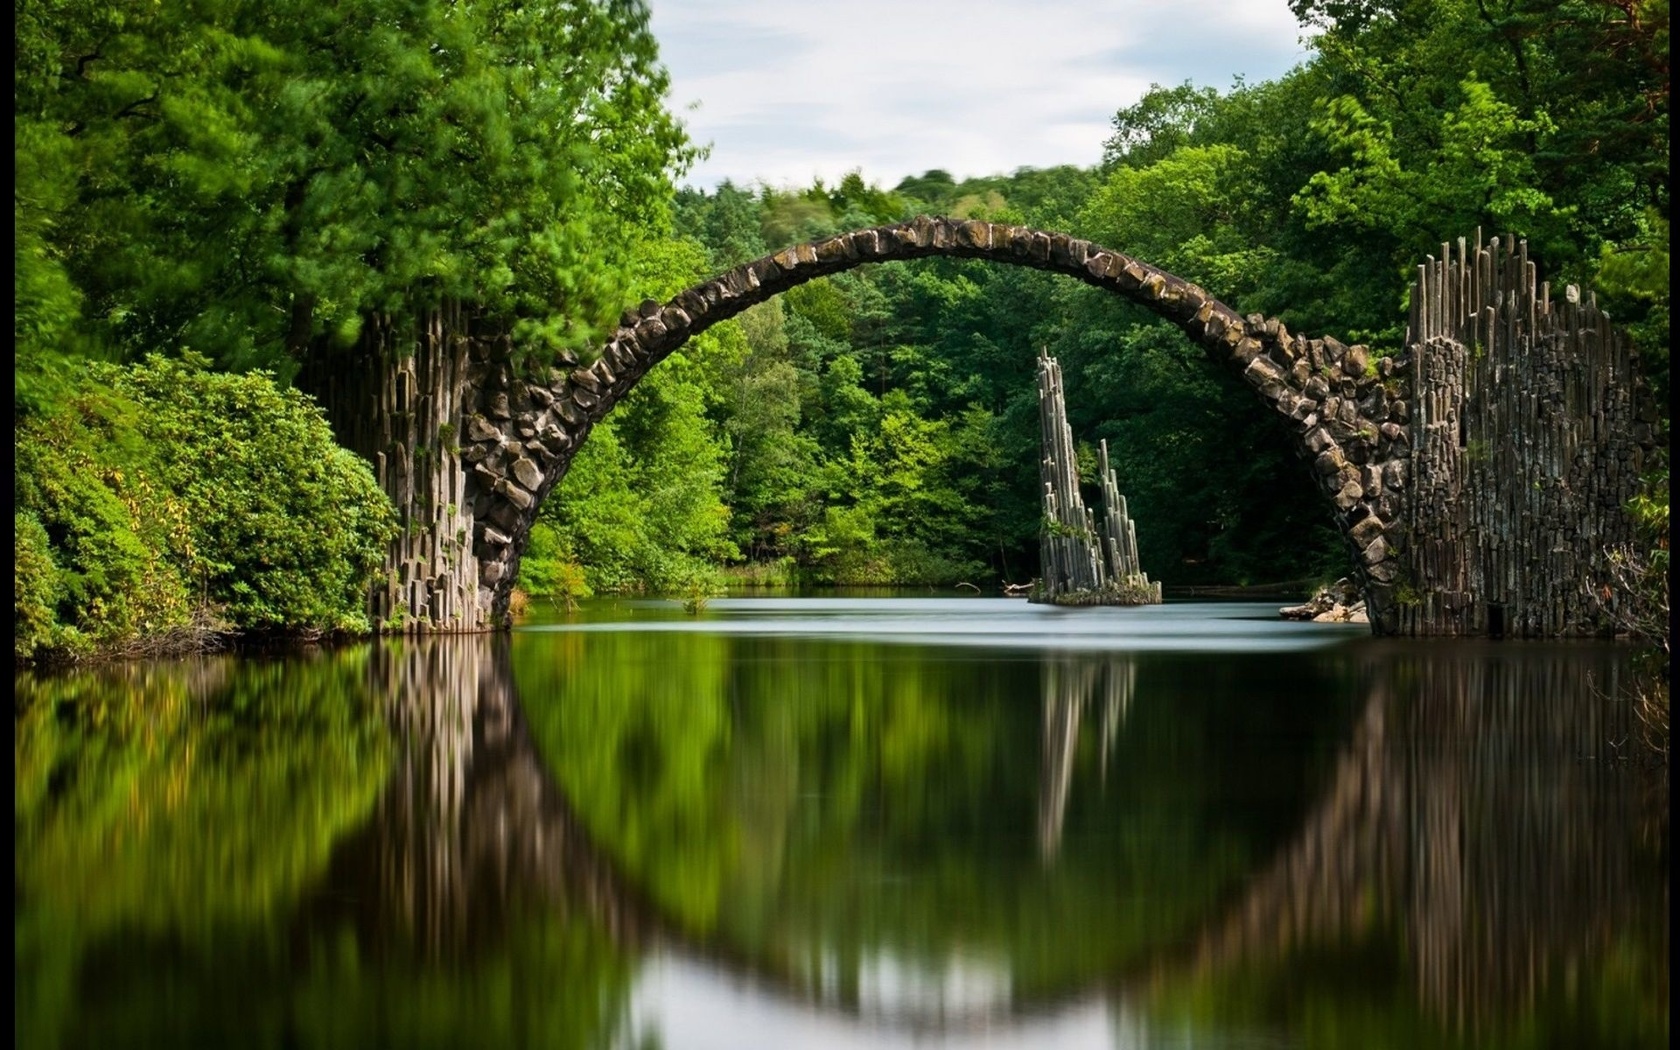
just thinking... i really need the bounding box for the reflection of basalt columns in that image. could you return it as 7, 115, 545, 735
1039, 656, 1137, 860
1187, 647, 1666, 1031
309, 637, 659, 961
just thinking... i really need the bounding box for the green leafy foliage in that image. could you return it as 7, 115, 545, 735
15, 382, 200, 658
14, 359, 396, 661
114, 358, 397, 631
14, 0, 695, 385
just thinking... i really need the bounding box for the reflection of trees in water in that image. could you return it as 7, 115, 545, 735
1189, 645, 1668, 1033
1038, 656, 1134, 860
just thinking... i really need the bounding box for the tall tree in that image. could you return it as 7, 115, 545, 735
17, 0, 695, 626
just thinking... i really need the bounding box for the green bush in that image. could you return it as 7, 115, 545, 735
112, 359, 396, 632
14, 513, 62, 661
14, 358, 396, 662
15, 385, 199, 659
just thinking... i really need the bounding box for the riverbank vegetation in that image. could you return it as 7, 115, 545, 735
15, 358, 395, 664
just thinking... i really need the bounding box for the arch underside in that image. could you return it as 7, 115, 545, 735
458, 217, 1412, 630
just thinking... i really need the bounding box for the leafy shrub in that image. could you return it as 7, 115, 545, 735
517, 521, 593, 609
15, 385, 198, 659
112, 358, 396, 632
14, 513, 62, 661
14, 358, 396, 662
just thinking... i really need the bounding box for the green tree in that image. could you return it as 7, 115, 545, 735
16, 0, 695, 626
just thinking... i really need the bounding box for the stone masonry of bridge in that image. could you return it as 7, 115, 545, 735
458, 217, 1414, 627
347, 218, 1650, 636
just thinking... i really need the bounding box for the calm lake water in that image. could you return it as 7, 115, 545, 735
15, 598, 1669, 1049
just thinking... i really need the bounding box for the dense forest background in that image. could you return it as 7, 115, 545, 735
15, 0, 1669, 651
523, 0, 1670, 599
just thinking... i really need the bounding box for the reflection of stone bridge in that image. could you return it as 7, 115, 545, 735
348, 219, 1654, 636
308, 638, 1666, 1035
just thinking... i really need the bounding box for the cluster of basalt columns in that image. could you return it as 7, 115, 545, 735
1398, 232, 1657, 636
1032, 352, 1161, 605
313, 217, 1648, 637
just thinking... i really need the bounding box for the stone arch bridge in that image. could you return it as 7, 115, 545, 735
333, 218, 1652, 637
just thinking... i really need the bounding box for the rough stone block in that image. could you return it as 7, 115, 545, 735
497, 479, 534, 511
1335, 479, 1364, 510
1314, 448, 1347, 476
511, 457, 542, 491
1244, 354, 1287, 391
660, 306, 691, 333
632, 316, 669, 348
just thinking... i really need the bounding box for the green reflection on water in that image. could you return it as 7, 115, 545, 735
1135, 645, 1672, 1050
14, 641, 639, 1050
512, 626, 1362, 1001
16, 651, 391, 1047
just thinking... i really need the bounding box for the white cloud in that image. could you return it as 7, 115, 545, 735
649, 1, 1312, 190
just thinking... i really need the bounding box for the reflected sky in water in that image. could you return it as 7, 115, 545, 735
523, 597, 1370, 652
14, 598, 1668, 1049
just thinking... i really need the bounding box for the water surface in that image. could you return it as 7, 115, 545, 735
15, 598, 1668, 1048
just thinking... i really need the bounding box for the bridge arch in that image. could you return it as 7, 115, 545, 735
459, 216, 1410, 627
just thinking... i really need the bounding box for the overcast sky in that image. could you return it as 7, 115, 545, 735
648, 1, 1316, 192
